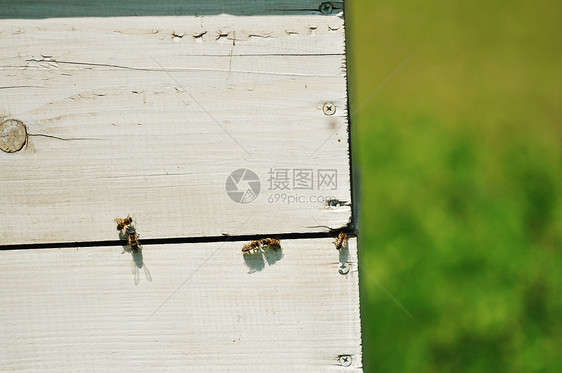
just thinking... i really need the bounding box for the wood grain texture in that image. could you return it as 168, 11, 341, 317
0, 237, 362, 372
0, 12, 351, 245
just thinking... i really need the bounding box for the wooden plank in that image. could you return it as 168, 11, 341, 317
0, 13, 352, 245
0, 237, 362, 371
0, 0, 344, 19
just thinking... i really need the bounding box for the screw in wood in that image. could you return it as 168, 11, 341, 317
320, 2, 333, 15
0, 119, 27, 153
322, 102, 336, 116
338, 262, 349, 275
338, 355, 352, 367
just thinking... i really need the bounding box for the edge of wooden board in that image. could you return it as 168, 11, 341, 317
0, 0, 344, 18
1, 12, 352, 245
0, 237, 362, 372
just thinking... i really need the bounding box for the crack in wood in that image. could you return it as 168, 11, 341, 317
28, 133, 102, 141
0, 85, 46, 90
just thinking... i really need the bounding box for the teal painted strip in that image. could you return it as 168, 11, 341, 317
0, 0, 341, 19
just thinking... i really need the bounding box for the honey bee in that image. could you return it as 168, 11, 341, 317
260, 238, 281, 251
334, 232, 348, 250
242, 238, 282, 254
242, 240, 261, 254
115, 215, 133, 231
126, 226, 141, 252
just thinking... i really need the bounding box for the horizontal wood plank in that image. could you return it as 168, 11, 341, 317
0, 13, 351, 245
0, 237, 362, 371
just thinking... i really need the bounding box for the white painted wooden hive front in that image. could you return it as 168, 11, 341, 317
0, 1, 362, 371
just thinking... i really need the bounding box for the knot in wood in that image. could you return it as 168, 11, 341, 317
0, 119, 27, 153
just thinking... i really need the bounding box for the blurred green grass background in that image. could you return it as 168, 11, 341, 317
346, 1, 561, 371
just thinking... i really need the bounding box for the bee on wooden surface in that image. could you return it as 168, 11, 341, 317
260, 238, 281, 251
242, 238, 282, 254
126, 226, 141, 253
242, 240, 261, 254
334, 232, 348, 251
115, 215, 133, 231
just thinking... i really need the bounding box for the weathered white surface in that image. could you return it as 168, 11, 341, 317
0, 13, 351, 245
0, 4, 361, 371
0, 237, 362, 372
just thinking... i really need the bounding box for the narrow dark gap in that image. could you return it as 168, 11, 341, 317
343, 5, 359, 233
0, 226, 357, 251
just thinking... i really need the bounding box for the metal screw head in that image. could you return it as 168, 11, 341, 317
338, 355, 352, 367
323, 102, 336, 116
338, 262, 349, 275
320, 2, 333, 15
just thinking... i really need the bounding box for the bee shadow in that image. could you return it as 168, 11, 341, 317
243, 251, 265, 274
338, 241, 349, 265
243, 247, 284, 274
119, 230, 152, 286
263, 246, 284, 266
